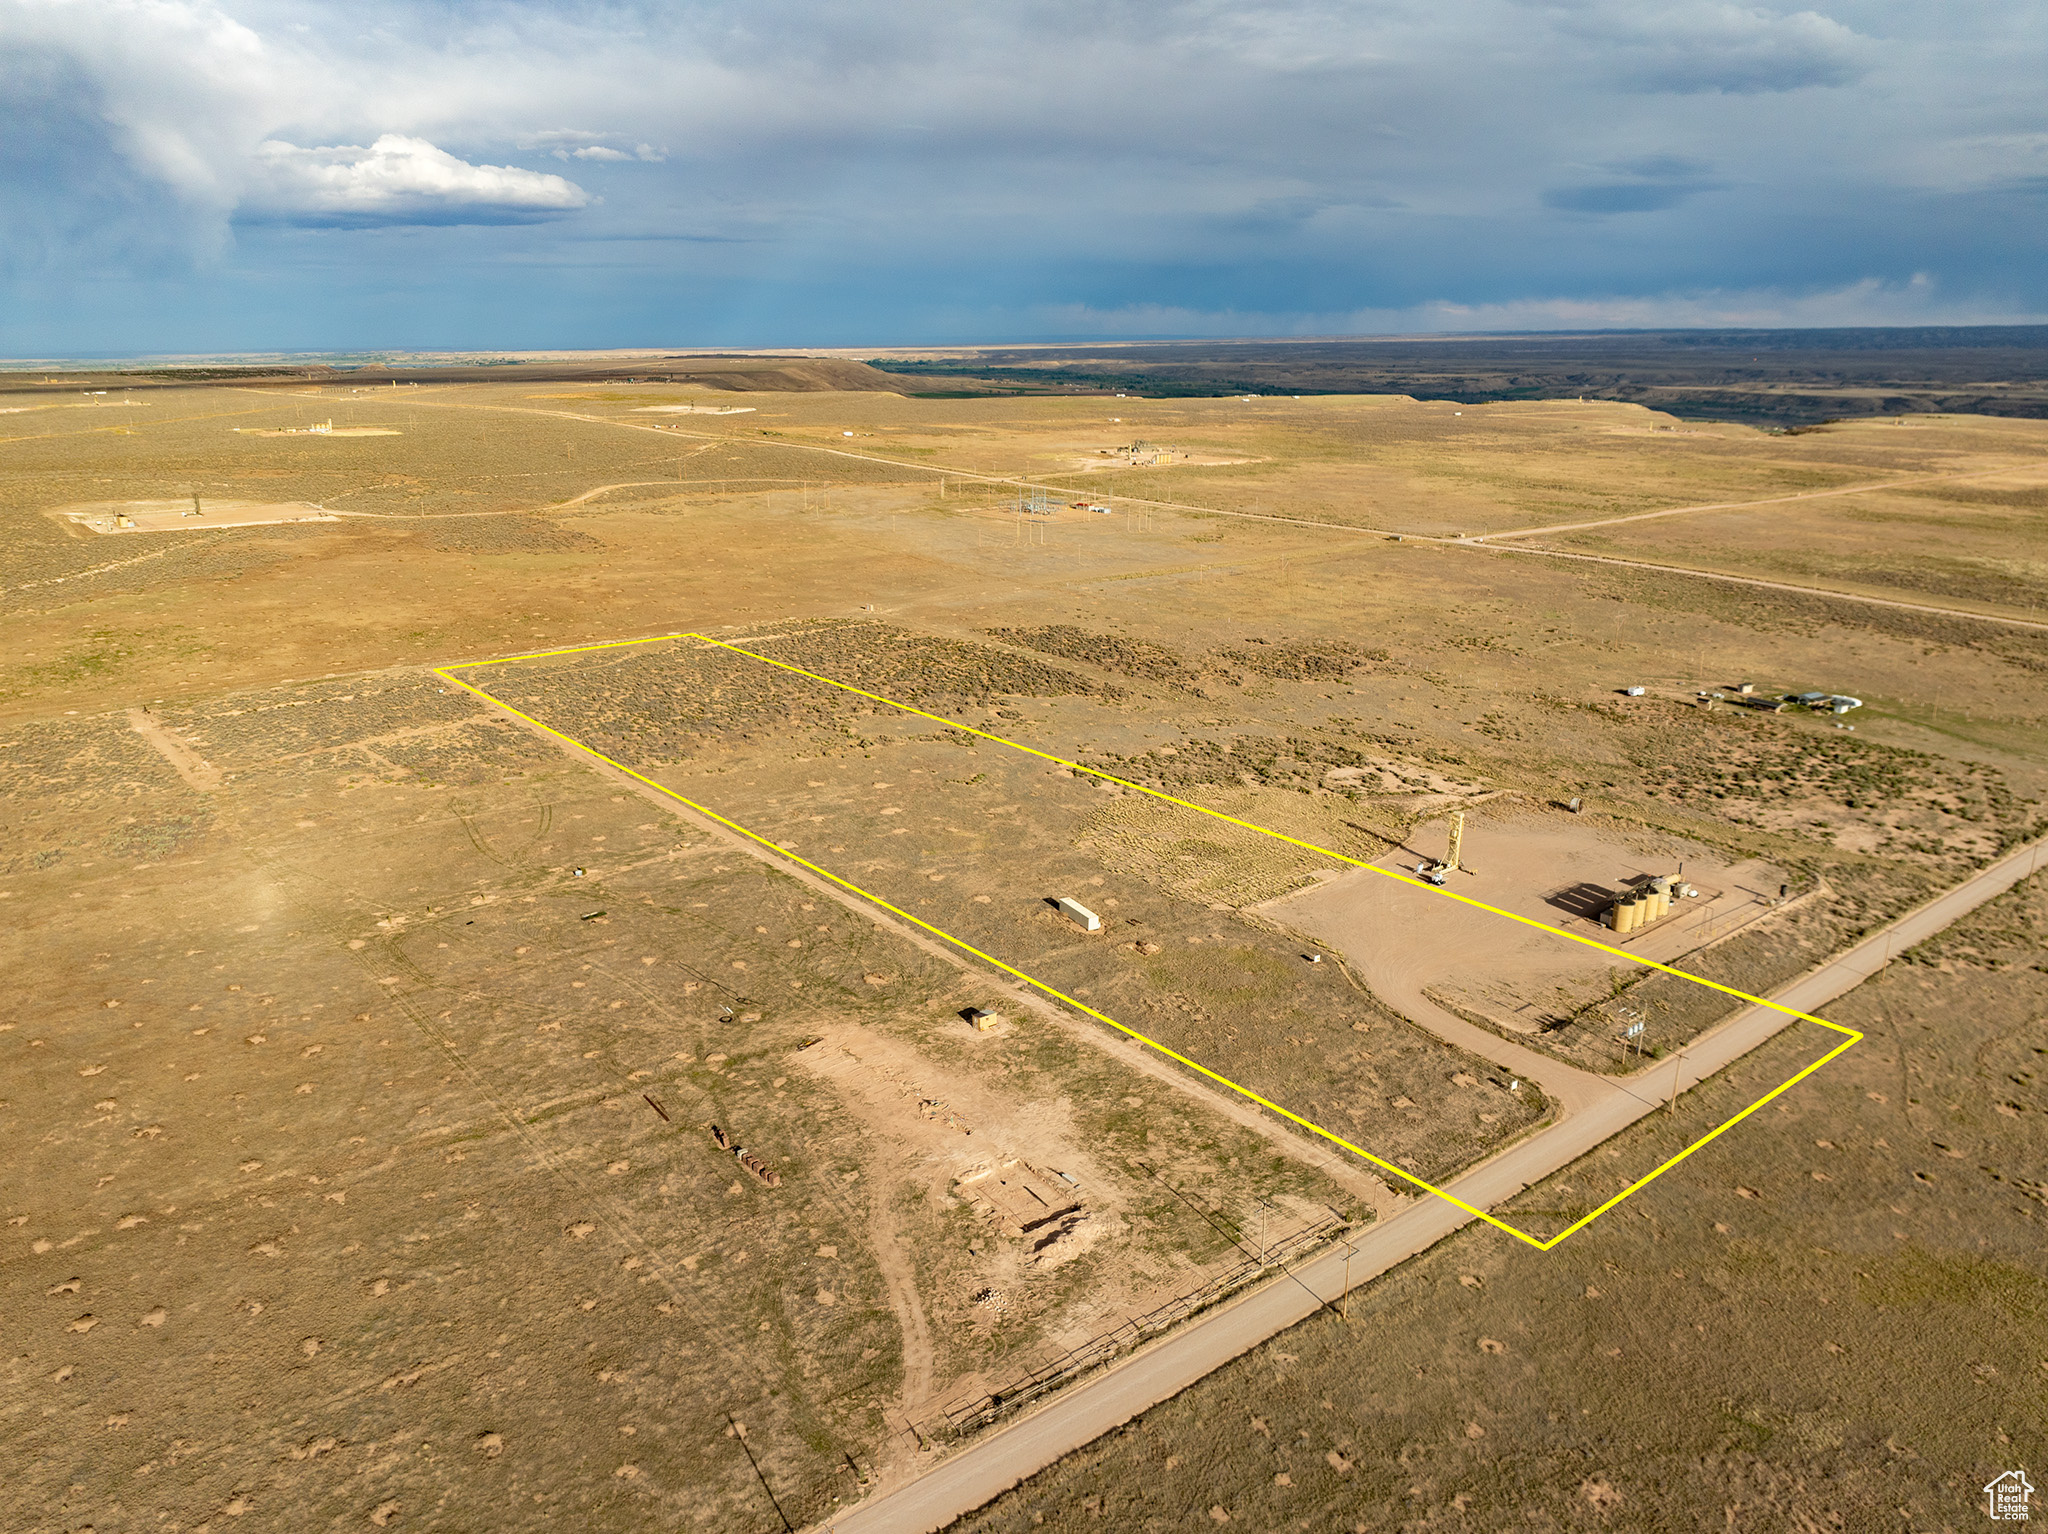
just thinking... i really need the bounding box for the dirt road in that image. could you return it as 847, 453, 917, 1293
1466, 460, 2048, 542
125, 705, 222, 791
817, 833, 2048, 1533
411, 394, 2048, 635
1460, 540, 2048, 634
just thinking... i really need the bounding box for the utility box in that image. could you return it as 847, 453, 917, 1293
1055, 898, 1102, 932
966, 1008, 1001, 1032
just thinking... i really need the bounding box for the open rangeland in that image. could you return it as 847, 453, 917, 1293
3, 371, 2044, 1531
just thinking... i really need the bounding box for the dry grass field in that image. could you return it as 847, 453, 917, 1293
4, 373, 2045, 1531
3, 669, 1375, 1529
1529, 431, 2048, 625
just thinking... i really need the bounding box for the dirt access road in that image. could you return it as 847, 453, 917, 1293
409, 392, 2048, 636
1462, 461, 2048, 543
1456, 540, 2048, 635
818, 833, 2048, 1533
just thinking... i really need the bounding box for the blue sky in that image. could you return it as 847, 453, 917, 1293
3, 0, 2044, 355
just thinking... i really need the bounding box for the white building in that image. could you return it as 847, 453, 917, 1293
1055, 898, 1102, 932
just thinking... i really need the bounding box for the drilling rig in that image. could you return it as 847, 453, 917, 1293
1419, 811, 1465, 886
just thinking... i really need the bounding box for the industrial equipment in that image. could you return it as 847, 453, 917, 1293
1418, 811, 1465, 886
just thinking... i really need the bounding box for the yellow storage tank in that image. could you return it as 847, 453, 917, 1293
1654, 875, 1679, 920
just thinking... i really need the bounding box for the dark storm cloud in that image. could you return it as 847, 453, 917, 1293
0, 0, 2042, 350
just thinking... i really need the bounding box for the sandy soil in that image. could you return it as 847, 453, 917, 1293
1061, 452, 1260, 473
1264, 811, 1790, 1049
124, 706, 221, 791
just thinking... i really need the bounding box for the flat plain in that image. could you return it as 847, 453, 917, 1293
3, 368, 2044, 1531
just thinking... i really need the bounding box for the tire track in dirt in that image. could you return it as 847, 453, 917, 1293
10, 535, 230, 597
1459, 541, 2048, 634
127, 706, 223, 791
1470, 458, 2048, 541
765, 1148, 939, 1473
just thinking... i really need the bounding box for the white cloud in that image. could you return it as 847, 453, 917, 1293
1582, 4, 1873, 95
526, 131, 668, 163
242, 135, 589, 224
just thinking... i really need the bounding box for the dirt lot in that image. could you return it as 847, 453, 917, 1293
52, 499, 342, 535
1265, 809, 1791, 1058
3, 380, 2045, 1530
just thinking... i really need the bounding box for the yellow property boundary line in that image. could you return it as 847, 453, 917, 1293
435, 630, 1862, 1251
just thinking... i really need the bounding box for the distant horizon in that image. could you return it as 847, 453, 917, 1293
9, 321, 2048, 372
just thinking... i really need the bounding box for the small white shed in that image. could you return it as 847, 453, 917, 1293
1055, 898, 1102, 932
